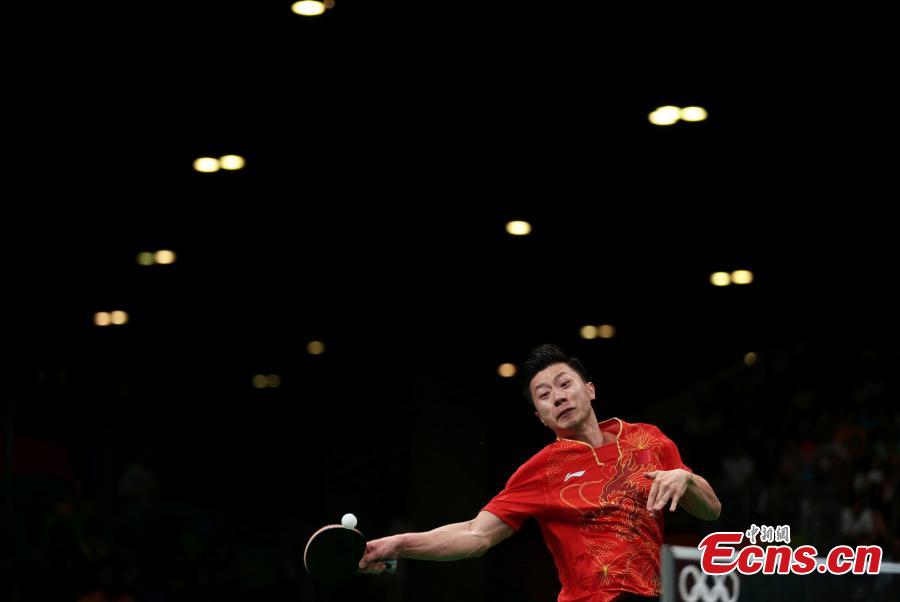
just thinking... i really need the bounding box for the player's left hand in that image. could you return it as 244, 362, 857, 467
644, 468, 692, 513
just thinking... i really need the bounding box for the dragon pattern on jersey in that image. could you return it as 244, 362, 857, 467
547, 423, 668, 593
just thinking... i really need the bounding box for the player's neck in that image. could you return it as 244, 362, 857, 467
563, 413, 604, 447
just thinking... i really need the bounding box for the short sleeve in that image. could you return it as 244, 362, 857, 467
481, 459, 548, 532
657, 427, 692, 473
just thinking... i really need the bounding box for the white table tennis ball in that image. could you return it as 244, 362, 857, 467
341, 513, 358, 529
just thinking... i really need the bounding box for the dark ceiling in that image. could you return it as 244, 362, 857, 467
7, 2, 896, 418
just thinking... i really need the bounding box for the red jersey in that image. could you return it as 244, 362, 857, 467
483, 418, 691, 602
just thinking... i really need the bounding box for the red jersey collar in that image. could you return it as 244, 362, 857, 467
555, 417, 625, 465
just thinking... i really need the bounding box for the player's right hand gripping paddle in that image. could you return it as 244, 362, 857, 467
303, 525, 397, 582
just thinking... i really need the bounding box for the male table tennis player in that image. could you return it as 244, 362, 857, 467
360, 344, 722, 602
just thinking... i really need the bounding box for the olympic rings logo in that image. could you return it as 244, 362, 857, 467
678, 565, 740, 602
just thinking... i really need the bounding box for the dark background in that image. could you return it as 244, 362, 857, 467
3, 2, 898, 601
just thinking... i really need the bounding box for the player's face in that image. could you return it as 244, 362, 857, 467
530, 363, 595, 434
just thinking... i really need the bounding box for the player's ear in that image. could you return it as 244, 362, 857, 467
587, 381, 595, 401
535, 410, 545, 426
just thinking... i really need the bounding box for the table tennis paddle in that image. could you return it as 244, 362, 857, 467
304, 524, 397, 581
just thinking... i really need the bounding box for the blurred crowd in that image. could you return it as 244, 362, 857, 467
676, 341, 898, 561
2, 338, 897, 601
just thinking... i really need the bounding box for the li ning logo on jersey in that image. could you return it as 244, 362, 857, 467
564, 470, 586, 482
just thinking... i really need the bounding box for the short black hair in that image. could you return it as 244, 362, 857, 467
521, 343, 590, 404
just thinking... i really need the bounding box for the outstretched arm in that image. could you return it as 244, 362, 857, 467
359, 511, 514, 573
